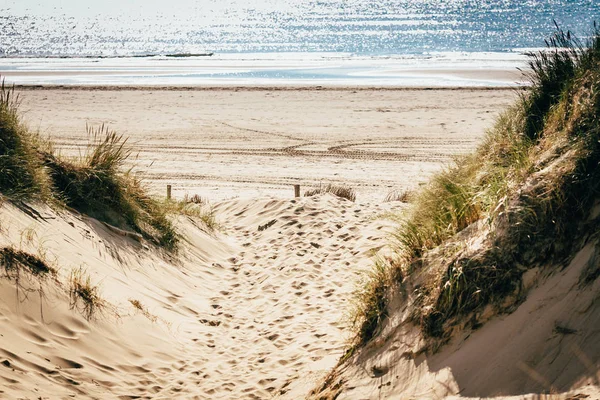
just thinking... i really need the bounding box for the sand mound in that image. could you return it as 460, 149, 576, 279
312, 240, 600, 399
0, 193, 402, 399
309, 28, 600, 400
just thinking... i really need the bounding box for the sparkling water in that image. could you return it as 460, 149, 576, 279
1, 0, 599, 85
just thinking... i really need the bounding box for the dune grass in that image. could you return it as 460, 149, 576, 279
0, 81, 180, 250
0, 246, 57, 278
69, 267, 103, 320
0, 246, 57, 302
162, 196, 220, 231
352, 24, 600, 346
0, 79, 227, 253
0, 80, 49, 199
41, 125, 178, 250
183, 193, 207, 205
350, 257, 402, 345
383, 188, 413, 203
305, 183, 356, 202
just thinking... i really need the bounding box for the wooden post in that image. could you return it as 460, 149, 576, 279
294, 184, 300, 198
167, 185, 172, 200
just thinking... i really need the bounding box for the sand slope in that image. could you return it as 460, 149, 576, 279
313, 240, 600, 400
0, 194, 402, 399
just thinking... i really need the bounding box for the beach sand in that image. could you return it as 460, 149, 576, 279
0, 86, 532, 399
19, 87, 517, 201
0, 194, 403, 399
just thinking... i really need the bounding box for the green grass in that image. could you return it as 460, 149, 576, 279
0, 81, 180, 250
42, 125, 178, 250
0, 80, 49, 199
0, 80, 225, 253
305, 183, 356, 202
352, 23, 600, 346
521, 22, 600, 140
350, 257, 401, 345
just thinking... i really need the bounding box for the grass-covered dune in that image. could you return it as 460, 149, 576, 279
361, 25, 600, 346
0, 80, 216, 250
0, 77, 228, 334
313, 25, 600, 399
41, 127, 178, 249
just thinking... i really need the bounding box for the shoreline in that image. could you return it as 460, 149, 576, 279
1, 55, 527, 88
13, 84, 526, 91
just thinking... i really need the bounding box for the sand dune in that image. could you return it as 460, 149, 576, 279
314, 240, 600, 399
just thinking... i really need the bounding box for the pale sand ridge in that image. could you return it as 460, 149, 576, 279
312, 241, 600, 400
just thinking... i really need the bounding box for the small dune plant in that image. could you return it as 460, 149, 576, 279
0, 246, 57, 300
0, 246, 56, 278
196, 207, 219, 231
305, 183, 356, 202
162, 194, 219, 231
69, 267, 103, 320
129, 298, 158, 322
351, 23, 600, 348
383, 189, 413, 203
183, 193, 206, 205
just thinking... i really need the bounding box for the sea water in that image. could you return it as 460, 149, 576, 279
1, 0, 599, 86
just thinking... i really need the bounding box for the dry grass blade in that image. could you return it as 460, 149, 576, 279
129, 298, 158, 322
305, 183, 356, 202
0, 246, 56, 277
384, 189, 413, 203
69, 267, 103, 320
183, 194, 206, 205
85, 124, 131, 172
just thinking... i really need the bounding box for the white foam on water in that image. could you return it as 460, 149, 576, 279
0, 51, 529, 87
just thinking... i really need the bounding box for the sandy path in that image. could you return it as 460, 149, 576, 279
18, 87, 517, 201
0, 194, 403, 399
186, 194, 403, 398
